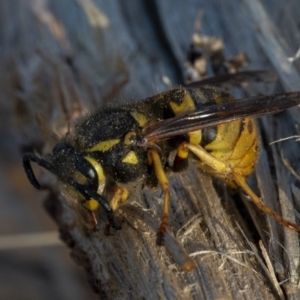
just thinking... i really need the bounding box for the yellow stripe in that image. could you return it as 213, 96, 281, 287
122, 151, 138, 164
130, 111, 147, 127
188, 130, 202, 144
88, 139, 120, 152
84, 156, 106, 193
169, 91, 195, 115
124, 132, 136, 145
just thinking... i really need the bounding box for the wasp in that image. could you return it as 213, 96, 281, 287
23, 71, 300, 244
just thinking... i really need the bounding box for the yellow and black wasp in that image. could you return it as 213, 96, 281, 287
23, 71, 300, 244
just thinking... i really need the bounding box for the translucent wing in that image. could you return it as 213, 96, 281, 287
140, 92, 300, 145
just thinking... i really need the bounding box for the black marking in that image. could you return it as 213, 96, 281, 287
247, 120, 253, 134
76, 158, 98, 191
201, 127, 218, 146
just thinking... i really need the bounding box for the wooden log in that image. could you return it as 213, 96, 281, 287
1, 0, 300, 299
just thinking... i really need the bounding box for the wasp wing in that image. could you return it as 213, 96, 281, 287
141, 92, 300, 144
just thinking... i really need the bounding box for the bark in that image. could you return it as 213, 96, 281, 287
1, 0, 300, 299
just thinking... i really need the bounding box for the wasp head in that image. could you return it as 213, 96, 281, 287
22, 142, 98, 192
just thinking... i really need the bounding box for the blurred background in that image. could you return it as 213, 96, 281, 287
0, 0, 300, 299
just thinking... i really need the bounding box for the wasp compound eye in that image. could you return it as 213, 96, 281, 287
75, 158, 98, 191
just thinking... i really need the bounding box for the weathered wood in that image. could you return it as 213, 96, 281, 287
1, 0, 300, 299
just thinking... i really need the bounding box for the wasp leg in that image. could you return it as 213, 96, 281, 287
232, 173, 300, 232
180, 142, 300, 233
81, 200, 100, 231
109, 186, 130, 211
173, 142, 189, 172
87, 211, 98, 230
104, 186, 130, 236
148, 149, 170, 245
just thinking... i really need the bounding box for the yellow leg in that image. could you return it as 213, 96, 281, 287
233, 173, 300, 232
148, 149, 170, 245
101, 186, 130, 236
109, 186, 130, 211
181, 143, 232, 174
88, 211, 98, 230
183, 142, 300, 233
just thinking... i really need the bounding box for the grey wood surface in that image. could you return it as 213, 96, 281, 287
1, 0, 300, 299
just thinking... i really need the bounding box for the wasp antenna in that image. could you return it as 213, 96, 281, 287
69, 180, 122, 230
22, 153, 53, 190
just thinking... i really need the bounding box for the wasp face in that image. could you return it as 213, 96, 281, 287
49, 142, 98, 191
23, 140, 124, 230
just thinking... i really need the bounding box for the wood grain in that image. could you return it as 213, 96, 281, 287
1, 0, 300, 299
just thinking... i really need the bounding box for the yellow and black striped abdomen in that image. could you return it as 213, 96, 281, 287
203, 117, 258, 184
166, 86, 259, 183
204, 118, 259, 188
